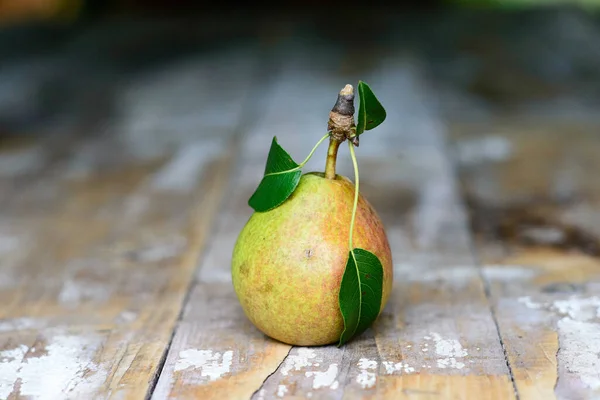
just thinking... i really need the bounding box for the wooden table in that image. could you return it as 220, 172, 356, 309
1, 10, 600, 400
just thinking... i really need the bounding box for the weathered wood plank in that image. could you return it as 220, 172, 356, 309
450, 120, 600, 400
0, 47, 257, 399
152, 40, 349, 400
259, 59, 514, 400
155, 47, 515, 399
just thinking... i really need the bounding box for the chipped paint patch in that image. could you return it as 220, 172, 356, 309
518, 295, 600, 321
277, 348, 341, 391
553, 296, 600, 322
174, 349, 233, 381
356, 358, 377, 389
0, 335, 105, 400
430, 333, 467, 369
382, 361, 415, 374
280, 348, 316, 376
277, 384, 288, 397
518, 296, 544, 310
517, 294, 600, 394
556, 318, 600, 391
0, 345, 28, 399
305, 364, 339, 390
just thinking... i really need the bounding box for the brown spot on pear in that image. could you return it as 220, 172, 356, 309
231, 172, 393, 346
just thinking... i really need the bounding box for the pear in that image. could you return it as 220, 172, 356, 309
231, 172, 393, 346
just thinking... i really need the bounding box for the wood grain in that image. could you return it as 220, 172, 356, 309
152, 41, 351, 400
154, 46, 515, 399
0, 48, 257, 399
450, 120, 600, 400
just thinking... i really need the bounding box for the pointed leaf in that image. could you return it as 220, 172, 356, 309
248, 136, 302, 212
355, 81, 386, 136
338, 248, 384, 346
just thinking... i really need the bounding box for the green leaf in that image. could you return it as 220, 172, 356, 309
248, 136, 302, 212
338, 248, 384, 346
355, 81, 387, 136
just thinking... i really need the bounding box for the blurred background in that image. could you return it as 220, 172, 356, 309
2, 0, 600, 142
2, 0, 600, 201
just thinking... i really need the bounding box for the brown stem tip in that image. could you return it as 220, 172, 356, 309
324, 85, 358, 179
331, 84, 355, 116
328, 84, 357, 142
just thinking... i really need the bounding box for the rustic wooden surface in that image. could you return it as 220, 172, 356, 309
1, 10, 600, 400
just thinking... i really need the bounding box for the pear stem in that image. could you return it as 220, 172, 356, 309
324, 138, 341, 179
324, 84, 356, 180
348, 140, 360, 249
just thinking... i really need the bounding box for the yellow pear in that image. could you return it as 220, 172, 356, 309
231, 172, 393, 346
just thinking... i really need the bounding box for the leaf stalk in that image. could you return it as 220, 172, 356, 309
348, 140, 360, 249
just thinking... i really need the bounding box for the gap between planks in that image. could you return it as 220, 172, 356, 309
0, 45, 261, 400
444, 126, 522, 400
145, 51, 277, 399
450, 119, 600, 400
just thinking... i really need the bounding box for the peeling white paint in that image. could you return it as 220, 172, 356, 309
0, 335, 105, 400
382, 361, 415, 375
557, 318, 600, 390
305, 364, 339, 390
356, 358, 377, 389
255, 388, 266, 400
437, 357, 466, 369
553, 296, 600, 322
174, 349, 233, 381
518, 295, 600, 322
517, 294, 600, 392
280, 348, 316, 376
0, 345, 28, 399
518, 296, 544, 310
277, 384, 288, 397
430, 333, 467, 370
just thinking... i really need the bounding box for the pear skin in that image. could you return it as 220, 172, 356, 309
232, 172, 393, 346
